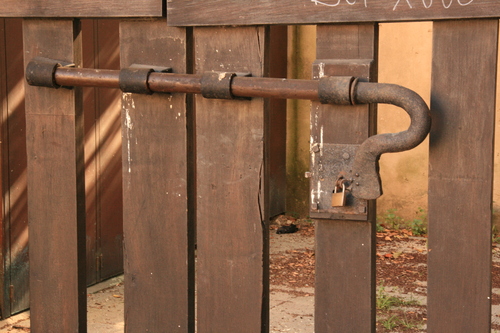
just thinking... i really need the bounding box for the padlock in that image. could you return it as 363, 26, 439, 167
331, 182, 346, 207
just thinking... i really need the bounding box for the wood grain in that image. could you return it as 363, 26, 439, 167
427, 19, 498, 333
90, 19, 123, 283
82, 19, 123, 285
0, 18, 8, 318
82, 20, 98, 285
120, 19, 194, 332
4, 18, 29, 316
268, 26, 287, 217
0, 0, 162, 17
313, 24, 377, 333
168, 0, 499, 26
194, 26, 270, 333
23, 19, 86, 332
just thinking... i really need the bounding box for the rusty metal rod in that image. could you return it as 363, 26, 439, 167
55, 68, 120, 88
55, 67, 321, 100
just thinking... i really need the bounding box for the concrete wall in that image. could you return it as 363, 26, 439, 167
286, 26, 316, 217
286, 22, 500, 222
377, 22, 432, 221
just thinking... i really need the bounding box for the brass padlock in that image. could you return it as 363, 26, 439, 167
331, 182, 346, 207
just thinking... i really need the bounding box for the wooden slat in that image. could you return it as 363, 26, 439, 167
23, 19, 86, 331
268, 25, 287, 217
92, 19, 123, 282
0, 0, 162, 17
313, 24, 378, 333
5, 18, 29, 315
83, 19, 123, 286
194, 26, 270, 332
427, 19, 498, 333
0, 18, 8, 318
82, 19, 99, 286
168, 0, 499, 26
120, 19, 194, 332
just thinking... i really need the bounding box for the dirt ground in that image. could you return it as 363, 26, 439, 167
1, 215, 500, 332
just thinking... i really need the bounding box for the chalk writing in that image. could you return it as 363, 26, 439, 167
393, 0, 474, 10
310, 0, 474, 10
311, 0, 368, 7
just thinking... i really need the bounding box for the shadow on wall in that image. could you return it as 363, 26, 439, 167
0, 18, 124, 318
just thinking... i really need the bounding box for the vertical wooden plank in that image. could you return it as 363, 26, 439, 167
314, 24, 378, 333
194, 26, 270, 332
428, 19, 498, 333
94, 19, 122, 282
120, 19, 194, 332
82, 18, 99, 286
5, 18, 29, 315
0, 18, 9, 318
82, 19, 123, 285
268, 26, 287, 217
23, 19, 86, 331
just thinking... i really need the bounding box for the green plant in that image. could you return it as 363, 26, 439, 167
376, 284, 400, 310
400, 313, 418, 329
493, 225, 500, 244
382, 315, 400, 330
377, 284, 419, 310
409, 207, 427, 236
381, 209, 405, 230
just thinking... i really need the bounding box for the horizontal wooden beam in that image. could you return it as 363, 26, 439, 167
168, 0, 499, 26
0, 0, 163, 17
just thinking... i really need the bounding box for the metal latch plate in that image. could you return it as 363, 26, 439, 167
309, 143, 368, 221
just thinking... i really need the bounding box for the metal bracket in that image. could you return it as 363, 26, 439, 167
200, 71, 252, 100
309, 144, 368, 221
119, 64, 172, 94
311, 59, 431, 202
25, 56, 75, 89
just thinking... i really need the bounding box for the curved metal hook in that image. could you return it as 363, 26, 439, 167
349, 82, 432, 200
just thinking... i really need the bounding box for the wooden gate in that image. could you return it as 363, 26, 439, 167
1, 1, 499, 332
0, 18, 124, 317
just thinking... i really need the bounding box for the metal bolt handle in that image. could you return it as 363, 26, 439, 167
25, 57, 431, 201
349, 82, 431, 199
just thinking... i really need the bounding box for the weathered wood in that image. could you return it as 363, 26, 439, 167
4, 18, 29, 316
120, 19, 194, 332
194, 26, 270, 332
168, 0, 499, 26
82, 19, 123, 285
0, 18, 8, 318
427, 19, 498, 333
89, 19, 123, 282
313, 24, 377, 333
82, 19, 99, 286
0, 0, 162, 17
23, 19, 86, 331
268, 25, 287, 217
